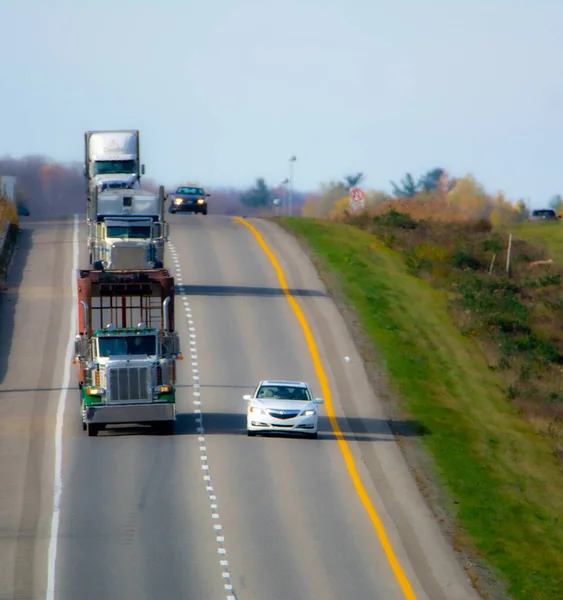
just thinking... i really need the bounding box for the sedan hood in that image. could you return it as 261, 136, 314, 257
250, 399, 313, 411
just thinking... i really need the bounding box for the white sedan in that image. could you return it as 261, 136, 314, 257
244, 380, 323, 439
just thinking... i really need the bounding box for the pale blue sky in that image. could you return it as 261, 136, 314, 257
1, 0, 562, 205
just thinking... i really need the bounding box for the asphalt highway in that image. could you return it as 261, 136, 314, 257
0, 214, 481, 600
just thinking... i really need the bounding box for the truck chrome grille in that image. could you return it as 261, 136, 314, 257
111, 246, 147, 269
107, 367, 150, 403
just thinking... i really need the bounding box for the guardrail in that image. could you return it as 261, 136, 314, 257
0, 221, 17, 288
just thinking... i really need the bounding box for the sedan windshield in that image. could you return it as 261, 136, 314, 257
176, 187, 205, 196
106, 225, 151, 239
256, 385, 311, 400
98, 335, 157, 357
94, 160, 137, 175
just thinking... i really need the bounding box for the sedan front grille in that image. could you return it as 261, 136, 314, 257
268, 410, 300, 420
107, 366, 150, 403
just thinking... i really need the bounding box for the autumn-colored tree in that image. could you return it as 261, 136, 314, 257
302, 180, 348, 217
446, 174, 492, 220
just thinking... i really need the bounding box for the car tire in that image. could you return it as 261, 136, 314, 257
307, 432, 318, 439
87, 423, 99, 437
247, 430, 256, 437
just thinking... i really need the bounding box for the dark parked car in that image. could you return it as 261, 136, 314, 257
529, 209, 560, 222
17, 201, 30, 216
168, 186, 210, 215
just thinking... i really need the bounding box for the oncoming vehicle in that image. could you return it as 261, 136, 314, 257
244, 380, 323, 439
169, 186, 210, 215
529, 209, 561, 222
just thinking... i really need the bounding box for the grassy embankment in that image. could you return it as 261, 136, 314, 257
278, 215, 563, 600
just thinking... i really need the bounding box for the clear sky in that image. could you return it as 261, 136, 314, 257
0, 0, 562, 205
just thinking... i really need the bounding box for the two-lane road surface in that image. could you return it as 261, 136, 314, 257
0, 214, 480, 600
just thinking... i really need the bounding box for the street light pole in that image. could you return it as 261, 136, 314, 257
280, 178, 289, 216
288, 155, 296, 216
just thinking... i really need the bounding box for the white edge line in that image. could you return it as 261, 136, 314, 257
46, 214, 79, 600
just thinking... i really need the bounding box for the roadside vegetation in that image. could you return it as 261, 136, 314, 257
0, 193, 17, 230
277, 169, 563, 600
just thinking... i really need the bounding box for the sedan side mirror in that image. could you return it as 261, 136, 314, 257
243, 394, 252, 401
314, 398, 324, 404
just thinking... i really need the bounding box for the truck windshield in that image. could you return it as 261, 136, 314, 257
94, 160, 137, 175
107, 225, 152, 239
98, 335, 157, 357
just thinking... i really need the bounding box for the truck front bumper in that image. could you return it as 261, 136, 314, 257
85, 402, 175, 425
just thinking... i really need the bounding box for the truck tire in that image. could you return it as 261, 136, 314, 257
93, 260, 103, 270
157, 421, 174, 435
202, 207, 208, 215
87, 423, 99, 437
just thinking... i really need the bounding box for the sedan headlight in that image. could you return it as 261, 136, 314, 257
174, 198, 183, 205
303, 409, 316, 416
197, 198, 205, 204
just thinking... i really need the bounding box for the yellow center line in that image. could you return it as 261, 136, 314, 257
234, 216, 418, 600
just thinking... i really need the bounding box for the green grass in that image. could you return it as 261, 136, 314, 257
504, 221, 563, 265
278, 217, 563, 600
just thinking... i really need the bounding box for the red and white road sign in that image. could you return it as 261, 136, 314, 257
349, 187, 365, 203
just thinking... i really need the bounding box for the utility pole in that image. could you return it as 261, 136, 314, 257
288, 156, 296, 216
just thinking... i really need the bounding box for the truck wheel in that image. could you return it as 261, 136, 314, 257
158, 421, 175, 435
202, 207, 208, 215
87, 423, 99, 437
93, 260, 103, 270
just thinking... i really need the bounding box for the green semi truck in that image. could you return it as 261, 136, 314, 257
73, 267, 182, 437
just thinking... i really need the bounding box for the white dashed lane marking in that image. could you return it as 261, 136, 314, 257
167, 240, 237, 600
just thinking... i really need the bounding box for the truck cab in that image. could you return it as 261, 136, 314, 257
90, 217, 167, 270
87, 187, 168, 271
84, 130, 144, 196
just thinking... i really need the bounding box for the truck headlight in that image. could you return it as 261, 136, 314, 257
174, 198, 183, 205
86, 387, 105, 396
197, 198, 204, 204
